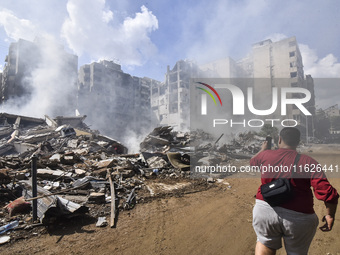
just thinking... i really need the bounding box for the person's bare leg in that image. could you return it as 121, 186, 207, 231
255, 241, 276, 255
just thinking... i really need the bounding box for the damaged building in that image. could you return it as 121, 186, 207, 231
151, 60, 200, 130
0, 38, 78, 115
0, 36, 316, 142
77, 60, 156, 140
151, 37, 316, 140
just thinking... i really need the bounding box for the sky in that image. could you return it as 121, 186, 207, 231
0, 0, 339, 108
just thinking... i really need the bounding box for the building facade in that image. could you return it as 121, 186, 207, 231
0, 38, 78, 115
246, 37, 315, 138
152, 37, 316, 139
77, 60, 153, 139
1, 39, 39, 103
151, 60, 200, 130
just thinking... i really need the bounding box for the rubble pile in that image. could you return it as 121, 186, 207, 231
192, 131, 265, 177
140, 126, 191, 153
0, 113, 267, 244
0, 114, 208, 244
217, 131, 265, 157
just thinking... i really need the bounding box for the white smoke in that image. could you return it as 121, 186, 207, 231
61, 0, 158, 66
1, 37, 77, 118
264, 33, 287, 43
0, 1, 159, 119
183, 0, 268, 63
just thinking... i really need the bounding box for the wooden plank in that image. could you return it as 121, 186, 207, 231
107, 169, 116, 228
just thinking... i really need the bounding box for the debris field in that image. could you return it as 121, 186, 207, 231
0, 112, 265, 245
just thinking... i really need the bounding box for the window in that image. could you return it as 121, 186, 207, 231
290, 62, 296, 68
289, 51, 295, 57
290, 72, 297, 78
170, 103, 178, 113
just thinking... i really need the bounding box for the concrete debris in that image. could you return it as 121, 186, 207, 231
167, 152, 190, 171
0, 169, 11, 184
140, 126, 190, 153
0, 112, 267, 242
207, 177, 215, 183
96, 217, 108, 227
88, 192, 106, 204
0, 235, 11, 245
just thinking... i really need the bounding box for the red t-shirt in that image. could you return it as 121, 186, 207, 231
250, 148, 339, 214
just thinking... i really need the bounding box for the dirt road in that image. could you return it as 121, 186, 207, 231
1, 145, 340, 255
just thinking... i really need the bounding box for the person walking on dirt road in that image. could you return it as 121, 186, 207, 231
250, 127, 338, 255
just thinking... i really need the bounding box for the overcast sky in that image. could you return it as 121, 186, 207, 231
0, 0, 339, 108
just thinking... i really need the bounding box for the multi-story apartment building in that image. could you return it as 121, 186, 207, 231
0, 38, 78, 115
245, 37, 314, 138
152, 37, 315, 139
1, 39, 39, 103
77, 60, 153, 139
150, 60, 200, 130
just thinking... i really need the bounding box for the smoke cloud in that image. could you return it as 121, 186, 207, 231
61, 0, 158, 66
0, 9, 39, 42
1, 37, 77, 118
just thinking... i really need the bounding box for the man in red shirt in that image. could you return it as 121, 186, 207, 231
251, 127, 338, 255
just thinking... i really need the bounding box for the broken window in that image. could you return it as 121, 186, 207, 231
170, 93, 178, 103
170, 103, 178, 113
152, 87, 158, 94
159, 86, 166, 95
169, 73, 177, 83
290, 72, 297, 78
160, 114, 167, 121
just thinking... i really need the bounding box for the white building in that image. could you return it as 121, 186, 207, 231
151, 60, 200, 130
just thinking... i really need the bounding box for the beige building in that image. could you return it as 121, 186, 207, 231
238, 37, 314, 137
